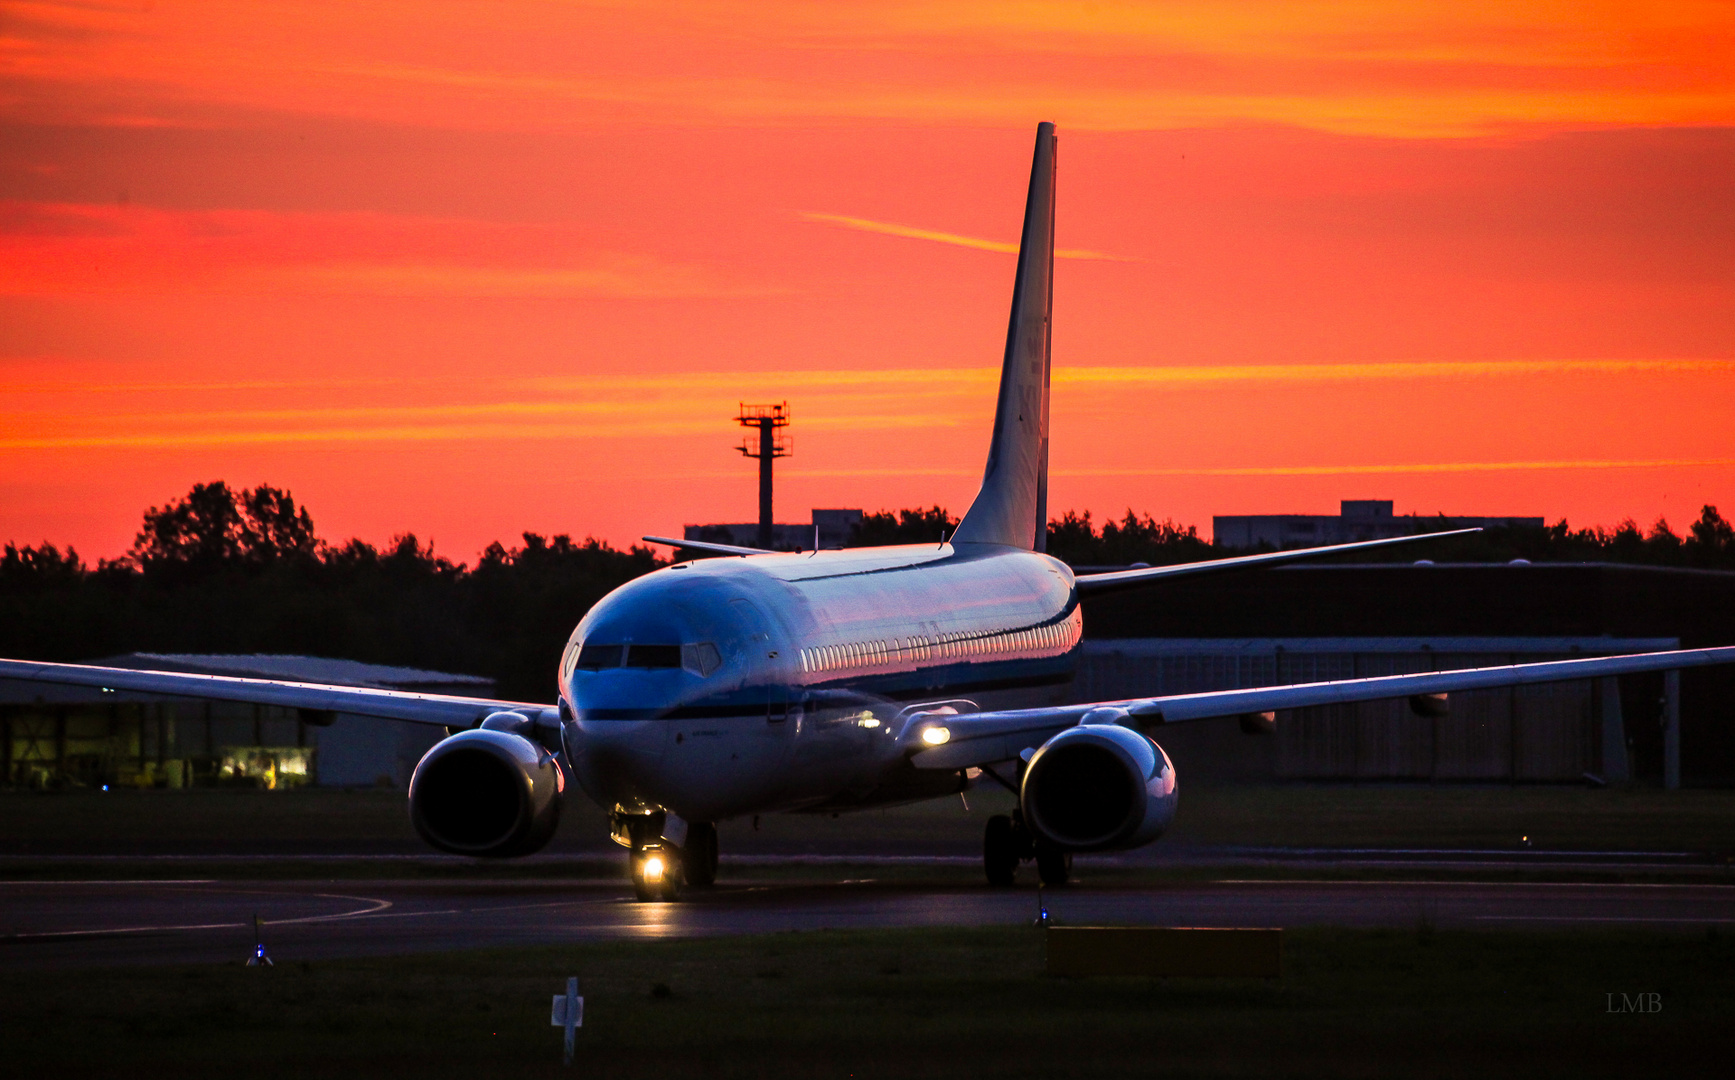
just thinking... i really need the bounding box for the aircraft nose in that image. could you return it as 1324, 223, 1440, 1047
575, 715, 666, 761
569, 716, 669, 807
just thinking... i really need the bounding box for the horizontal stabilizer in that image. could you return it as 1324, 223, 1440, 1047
1073, 528, 1482, 595
642, 535, 771, 557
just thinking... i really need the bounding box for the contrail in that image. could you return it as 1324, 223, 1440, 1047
799, 212, 1135, 261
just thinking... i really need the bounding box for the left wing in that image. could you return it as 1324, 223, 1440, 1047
0, 657, 545, 728
902, 645, 1735, 770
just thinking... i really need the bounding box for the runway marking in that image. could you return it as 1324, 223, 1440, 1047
265, 893, 394, 925
475, 896, 623, 914
0, 857, 637, 872
1476, 915, 1735, 923
273, 894, 629, 925
1213, 862, 1722, 873
724, 855, 976, 865
1214, 880, 1735, 890
0, 890, 393, 940
0, 880, 218, 885
6, 920, 264, 940
337, 898, 620, 922
1222, 847, 1700, 858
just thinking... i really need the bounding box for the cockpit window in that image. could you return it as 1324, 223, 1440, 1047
625, 644, 683, 669
576, 644, 624, 670
572, 641, 720, 676
682, 642, 722, 677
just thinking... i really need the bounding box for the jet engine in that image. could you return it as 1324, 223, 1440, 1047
1019, 716, 1176, 851
409, 715, 564, 857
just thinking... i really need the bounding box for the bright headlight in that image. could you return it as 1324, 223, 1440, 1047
641, 855, 666, 882
921, 726, 951, 746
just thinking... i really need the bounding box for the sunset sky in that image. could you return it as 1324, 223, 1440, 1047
3, 1, 1732, 561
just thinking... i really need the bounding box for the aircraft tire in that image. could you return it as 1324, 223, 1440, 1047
685, 822, 719, 887
1035, 845, 1072, 887
630, 847, 682, 903
984, 815, 1018, 887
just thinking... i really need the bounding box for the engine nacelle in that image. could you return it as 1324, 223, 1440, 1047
1020, 723, 1177, 851
409, 728, 563, 857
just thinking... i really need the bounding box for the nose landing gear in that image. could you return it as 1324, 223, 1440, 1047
983, 810, 1071, 887
631, 844, 682, 902
618, 813, 719, 902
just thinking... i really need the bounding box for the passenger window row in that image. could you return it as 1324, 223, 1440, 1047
797, 611, 1080, 676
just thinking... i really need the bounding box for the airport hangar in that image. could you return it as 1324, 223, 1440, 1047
2, 561, 1732, 791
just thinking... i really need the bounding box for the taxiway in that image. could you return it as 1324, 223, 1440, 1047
4, 868, 1732, 971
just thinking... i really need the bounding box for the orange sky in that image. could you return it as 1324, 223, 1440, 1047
3, 1, 1733, 560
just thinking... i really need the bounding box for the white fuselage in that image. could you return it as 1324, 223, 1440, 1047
561, 543, 1081, 821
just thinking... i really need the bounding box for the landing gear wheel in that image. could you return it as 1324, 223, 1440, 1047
684, 822, 719, 887
1035, 845, 1072, 887
984, 815, 1018, 887
630, 845, 682, 902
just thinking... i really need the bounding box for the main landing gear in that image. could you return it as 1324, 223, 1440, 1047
983, 811, 1070, 887
683, 821, 719, 887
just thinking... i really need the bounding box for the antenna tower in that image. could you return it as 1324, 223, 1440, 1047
737, 402, 791, 549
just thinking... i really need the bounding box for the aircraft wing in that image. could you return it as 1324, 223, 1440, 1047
642, 535, 771, 557
0, 657, 546, 728
1073, 528, 1481, 595
902, 645, 1735, 770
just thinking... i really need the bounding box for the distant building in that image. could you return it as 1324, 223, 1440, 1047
0, 654, 491, 790
1072, 561, 1735, 785
686, 508, 864, 551
1213, 500, 1544, 550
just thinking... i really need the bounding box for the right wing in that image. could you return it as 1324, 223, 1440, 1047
903, 645, 1735, 770
0, 657, 546, 728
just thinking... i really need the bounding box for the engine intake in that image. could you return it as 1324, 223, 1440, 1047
409, 728, 563, 857
1020, 724, 1176, 851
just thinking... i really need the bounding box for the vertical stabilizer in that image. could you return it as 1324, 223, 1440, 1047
951, 123, 1056, 550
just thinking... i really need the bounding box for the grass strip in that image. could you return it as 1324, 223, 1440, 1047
1, 925, 1728, 1078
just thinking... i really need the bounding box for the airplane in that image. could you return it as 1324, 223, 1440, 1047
4, 122, 1732, 902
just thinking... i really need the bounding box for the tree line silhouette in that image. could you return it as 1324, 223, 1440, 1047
4, 482, 1733, 700
2, 482, 663, 701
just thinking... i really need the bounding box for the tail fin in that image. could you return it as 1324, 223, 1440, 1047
951, 122, 1056, 551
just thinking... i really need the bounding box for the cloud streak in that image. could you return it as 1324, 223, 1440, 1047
8, 2, 1734, 136
1053, 459, 1735, 478
7, 359, 1725, 404
734, 458, 1735, 479
799, 212, 1135, 261
0, 202, 766, 300
6, 359, 1727, 452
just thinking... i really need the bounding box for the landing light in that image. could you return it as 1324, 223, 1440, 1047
641, 855, 666, 882
859, 717, 880, 729
921, 726, 951, 746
